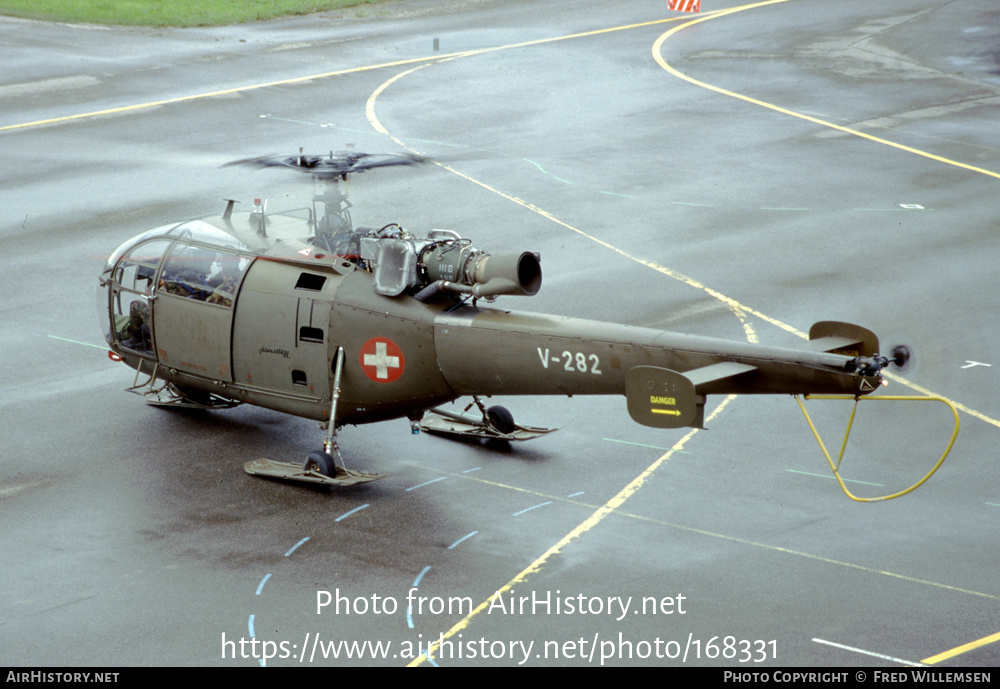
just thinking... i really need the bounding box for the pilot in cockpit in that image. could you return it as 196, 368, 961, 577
206, 256, 241, 307
119, 268, 154, 352
159, 251, 216, 301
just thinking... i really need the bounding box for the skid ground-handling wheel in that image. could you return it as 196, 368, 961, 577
416, 397, 558, 441
304, 450, 336, 477
485, 405, 516, 435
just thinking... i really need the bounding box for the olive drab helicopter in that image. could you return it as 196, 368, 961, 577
98, 150, 958, 497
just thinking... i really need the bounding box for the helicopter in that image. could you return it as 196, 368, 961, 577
98, 150, 933, 489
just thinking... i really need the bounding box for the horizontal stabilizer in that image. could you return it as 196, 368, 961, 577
682, 361, 758, 388
807, 321, 879, 358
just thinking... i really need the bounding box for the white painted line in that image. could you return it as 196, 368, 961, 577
0, 75, 99, 98
812, 638, 923, 666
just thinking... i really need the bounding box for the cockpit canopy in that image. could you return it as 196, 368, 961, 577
98, 220, 256, 349
100, 220, 254, 280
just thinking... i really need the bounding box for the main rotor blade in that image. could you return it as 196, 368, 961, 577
226, 151, 426, 179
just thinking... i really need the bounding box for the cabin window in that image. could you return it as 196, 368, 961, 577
295, 273, 326, 291
299, 326, 324, 344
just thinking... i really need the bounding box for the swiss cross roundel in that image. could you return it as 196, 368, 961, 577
359, 337, 405, 383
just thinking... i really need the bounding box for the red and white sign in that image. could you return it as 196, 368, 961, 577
359, 337, 405, 383
668, 0, 700, 12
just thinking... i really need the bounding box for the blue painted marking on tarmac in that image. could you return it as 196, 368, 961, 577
284, 537, 310, 557
512, 501, 552, 517
448, 531, 478, 550
785, 469, 883, 486
603, 437, 691, 454
523, 158, 547, 174
335, 504, 370, 522
413, 566, 431, 588
406, 477, 447, 491
407, 566, 433, 629
47, 335, 107, 350
599, 190, 635, 198
255, 573, 271, 595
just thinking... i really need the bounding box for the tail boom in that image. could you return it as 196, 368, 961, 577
434, 307, 885, 429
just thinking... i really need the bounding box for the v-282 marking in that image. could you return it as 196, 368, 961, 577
537, 347, 603, 375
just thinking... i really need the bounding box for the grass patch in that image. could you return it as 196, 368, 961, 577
0, 0, 389, 27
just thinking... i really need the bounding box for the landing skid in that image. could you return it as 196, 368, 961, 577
137, 384, 240, 409
125, 362, 240, 409
243, 458, 386, 487
244, 346, 386, 488
417, 400, 558, 442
